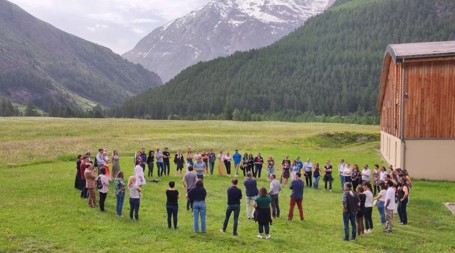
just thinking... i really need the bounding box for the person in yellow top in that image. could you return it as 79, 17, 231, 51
218, 151, 226, 176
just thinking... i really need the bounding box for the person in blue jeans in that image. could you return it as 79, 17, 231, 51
188, 179, 207, 233
114, 171, 126, 216
166, 181, 179, 229
342, 182, 359, 241
313, 163, 321, 189
374, 181, 387, 224
155, 148, 164, 177
220, 179, 242, 236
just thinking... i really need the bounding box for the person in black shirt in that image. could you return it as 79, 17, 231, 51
342, 182, 359, 241
146, 150, 155, 178
220, 179, 243, 236
166, 181, 179, 229
163, 147, 171, 176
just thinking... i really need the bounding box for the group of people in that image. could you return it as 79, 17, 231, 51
74, 148, 412, 239
341, 165, 412, 241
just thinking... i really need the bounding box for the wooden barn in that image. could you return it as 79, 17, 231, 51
377, 41, 455, 181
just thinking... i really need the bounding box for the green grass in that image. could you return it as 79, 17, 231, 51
0, 117, 454, 252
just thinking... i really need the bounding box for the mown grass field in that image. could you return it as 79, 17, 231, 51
0, 117, 454, 253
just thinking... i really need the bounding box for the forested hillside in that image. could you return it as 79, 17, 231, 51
114, 0, 455, 123
0, 0, 162, 116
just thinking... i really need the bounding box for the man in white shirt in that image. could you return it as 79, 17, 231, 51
361, 164, 371, 185
384, 180, 396, 233
338, 159, 346, 190
302, 158, 313, 187
269, 173, 281, 218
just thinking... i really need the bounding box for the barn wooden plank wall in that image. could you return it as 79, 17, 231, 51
404, 58, 455, 138
380, 59, 402, 138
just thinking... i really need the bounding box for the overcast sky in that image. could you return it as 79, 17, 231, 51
8, 0, 210, 54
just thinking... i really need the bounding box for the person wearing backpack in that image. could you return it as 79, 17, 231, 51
98, 167, 109, 212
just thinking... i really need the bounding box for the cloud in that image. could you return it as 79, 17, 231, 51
8, 0, 211, 53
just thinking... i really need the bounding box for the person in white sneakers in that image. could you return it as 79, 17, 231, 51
253, 187, 272, 239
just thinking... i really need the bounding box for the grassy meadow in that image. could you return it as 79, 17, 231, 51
0, 117, 454, 252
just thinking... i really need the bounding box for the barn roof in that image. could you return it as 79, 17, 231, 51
377, 41, 455, 111
386, 41, 455, 62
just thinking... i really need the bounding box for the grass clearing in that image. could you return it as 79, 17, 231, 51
0, 117, 454, 252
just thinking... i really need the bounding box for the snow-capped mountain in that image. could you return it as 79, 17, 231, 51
123, 0, 334, 82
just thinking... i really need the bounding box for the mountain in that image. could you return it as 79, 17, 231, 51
123, 0, 334, 82
0, 0, 162, 113
115, 0, 455, 122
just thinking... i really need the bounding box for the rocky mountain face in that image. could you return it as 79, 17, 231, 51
0, 0, 162, 112
123, 0, 333, 82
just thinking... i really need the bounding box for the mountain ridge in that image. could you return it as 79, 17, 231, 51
115, 0, 455, 121
0, 0, 162, 113
123, 0, 332, 82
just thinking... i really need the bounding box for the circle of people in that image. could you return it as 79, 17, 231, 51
74, 148, 412, 240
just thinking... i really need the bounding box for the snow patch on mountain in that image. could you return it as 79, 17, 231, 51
123, 0, 334, 82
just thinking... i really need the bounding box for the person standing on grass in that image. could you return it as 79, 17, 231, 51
248, 154, 255, 177
338, 159, 346, 190
128, 176, 142, 221
242, 152, 250, 175
155, 148, 164, 177
146, 150, 155, 178
397, 177, 409, 226
254, 153, 264, 178
84, 163, 97, 208
374, 181, 387, 225
96, 148, 105, 173
134, 159, 146, 186
233, 150, 242, 177
111, 149, 120, 182
182, 166, 197, 211
290, 161, 300, 182
220, 179, 242, 236
98, 167, 109, 212
224, 151, 232, 177
201, 150, 209, 175
244, 172, 259, 219
323, 160, 333, 191
269, 173, 281, 218
174, 149, 185, 176
288, 172, 305, 221
373, 165, 380, 195
166, 181, 179, 229
267, 156, 275, 178
163, 147, 171, 176
186, 148, 194, 166
194, 157, 207, 180
384, 180, 396, 233
188, 179, 207, 233
302, 158, 313, 188
140, 148, 147, 172
351, 164, 361, 191
344, 163, 352, 184
356, 185, 366, 236
281, 155, 291, 185
363, 183, 374, 233
313, 163, 321, 189
80, 155, 91, 198
115, 171, 126, 217
75, 154, 83, 190
361, 164, 371, 185
218, 151, 226, 176
342, 182, 359, 241
254, 187, 272, 239
208, 149, 216, 176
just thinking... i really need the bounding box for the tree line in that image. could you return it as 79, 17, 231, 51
112, 0, 455, 123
